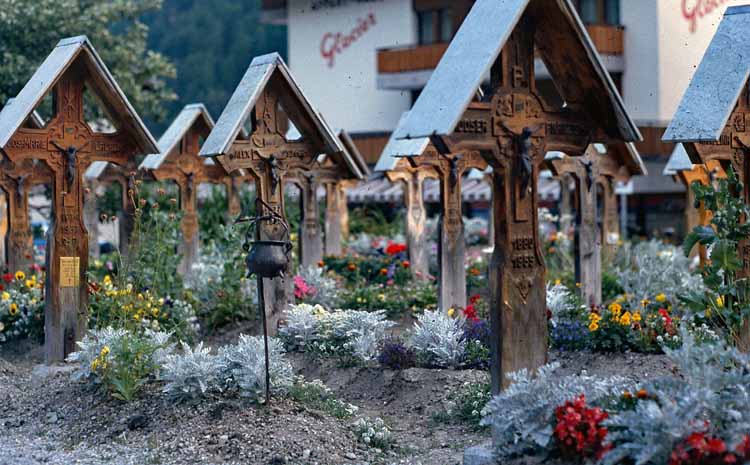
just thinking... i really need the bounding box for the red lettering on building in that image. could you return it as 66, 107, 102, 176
682, 0, 731, 33
320, 13, 376, 68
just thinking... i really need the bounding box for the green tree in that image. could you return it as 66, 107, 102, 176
144, 0, 286, 133
0, 0, 177, 122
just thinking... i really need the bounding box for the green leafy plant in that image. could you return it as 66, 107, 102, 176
683, 168, 750, 346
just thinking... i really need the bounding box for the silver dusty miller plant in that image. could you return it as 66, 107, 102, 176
603, 330, 750, 465
408, 309, 466, 367
161, 341, 226, 401
219, 334, 294, 402
546, 282, 578, 323
614, 240, 704, 306
481, 363, 632, 459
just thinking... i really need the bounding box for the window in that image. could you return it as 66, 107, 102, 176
579, 0, 598, 23
417, 11, 435, 45
604, 0, 620, 25
416, 8, 454, 45
439, 9, 453, 42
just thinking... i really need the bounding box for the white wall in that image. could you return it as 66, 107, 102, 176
287, 0, 416, 134
623, 0, 746, 126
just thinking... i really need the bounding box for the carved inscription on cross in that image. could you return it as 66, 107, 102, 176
1, 68, 137, 362
224, 89, 319, 332
430, 21, 599, 392
402, 148, 487, 310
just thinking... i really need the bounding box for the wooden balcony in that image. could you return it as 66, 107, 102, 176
377, 25, 624, 75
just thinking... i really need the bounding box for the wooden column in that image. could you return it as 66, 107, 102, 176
299, 175, 323, 269
324, 181, 346, 257
227, 176, 243, 219
559, 175, 573, 234
84, 180, 100, 259
438, 172, 467, 310
601, 178, 619, 258
116, 174, 136, 257
6, 176, 33, 273
389, 170, 431, 279
178, 175, 200, 275
0, 191, 6, 270
573, 169, 601, 306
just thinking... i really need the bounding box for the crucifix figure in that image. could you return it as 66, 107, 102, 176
200, 53, 362, 333
664, 6, 750, 350
0, 37, 158, 362
394, 0, 641, 392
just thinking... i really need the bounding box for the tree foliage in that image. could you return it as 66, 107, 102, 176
0, 0, 177, 122
144, 0, 287, 133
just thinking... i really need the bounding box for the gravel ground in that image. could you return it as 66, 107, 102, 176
0, 338, 675, 465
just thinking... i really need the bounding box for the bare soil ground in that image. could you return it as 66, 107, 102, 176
0, 337, 675, 465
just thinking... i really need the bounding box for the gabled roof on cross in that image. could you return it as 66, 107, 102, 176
199, 53, 344, 162
663, 144, 693, 176
0, 98, 44, 129
544, 143, 647, 177
393, 0, 641, 143
0, 36, 158, 153
374, 112, 430, 172
337, 129, 370, 179
140, 104, 216, 171
663, 6, 750, 143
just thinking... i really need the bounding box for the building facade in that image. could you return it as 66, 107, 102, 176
262, 0, 747, 236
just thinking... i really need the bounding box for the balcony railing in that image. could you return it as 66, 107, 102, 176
377, 24, 624, 75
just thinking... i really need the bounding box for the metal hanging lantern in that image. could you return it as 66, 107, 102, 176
236, 197, 293, 404
240, 199, 293, 279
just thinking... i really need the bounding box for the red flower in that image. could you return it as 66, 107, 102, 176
470, 295, 482, 305
401, 260, 410, 269
670, 432, 749, 465
463, 305, 479, 322
385, 242, 407, 255
1, 273, 12, 283
553, 394, 611, 460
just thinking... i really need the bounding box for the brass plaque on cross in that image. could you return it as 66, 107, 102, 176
60, 257, 80, 287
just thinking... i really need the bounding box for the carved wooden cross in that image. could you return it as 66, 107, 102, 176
424, 23, 611, 391
144, 117, 238, 274
89, 161, 138, 257
398, 149, 487, 310
0, 159, 52, 272
386, 166, 438, 280
1, 64, 150, 361
222, 89, 321, 330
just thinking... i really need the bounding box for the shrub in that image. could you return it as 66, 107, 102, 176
453, 381, 492, 427
294, 266, 342, 308
160, 341, 225, 401
353, 417, 393, 450
0, 270, 44, 344
409, 309, 466, 368
288, 377, 359, 419
219, 334, 294, 402
68, 327, 174, 402
377, 338, 416, 370
481, 363, 631, 459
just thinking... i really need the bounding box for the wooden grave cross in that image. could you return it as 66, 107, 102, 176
394, 0, 641, 392
141, 104, 241, 274
200, 53, 357, 333
0, 37, 158, 362
664, 6, 750, 349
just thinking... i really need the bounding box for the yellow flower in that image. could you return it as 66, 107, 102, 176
576, 282, 582, 288
91, 358, 99, 371
632, 312, 642, 322
152, 308, 160, 317
1, 292, 9, 302
716, 296, 725, 308
100, 346, 110, 356
448, 308, 456, 317
378, 294, 386, 302
608, 303, 622, 315
554, 279, 561, 286
588, 313, 602, 322
588, 321, 599, 332
103, 275, 112, 286
0, 321, 4, 332
655, 293, 666, 303
9, 303, 18, 315
640, 299, 650, 307
619, 311, 632, 326
705, 308, 712, 318
14, 271, 25, 281
25, 280, 34, 289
